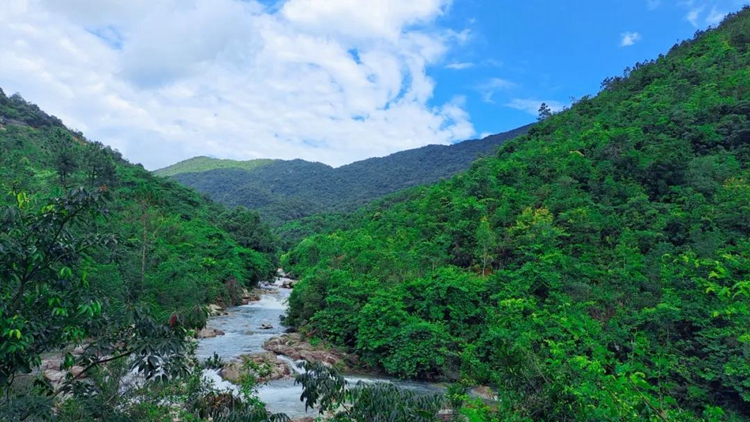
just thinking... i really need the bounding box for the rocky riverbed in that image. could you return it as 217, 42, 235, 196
195, 273, 445, 419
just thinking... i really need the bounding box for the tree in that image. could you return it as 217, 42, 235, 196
538, 102, 553, 121
0, 188, 111, 389
82, 142, 117, 188
0, 188, 194, 419
475, 216, 496, 276
296, 362, 444, 422
50, 129, 79, 187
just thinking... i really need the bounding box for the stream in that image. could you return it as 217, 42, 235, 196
195, 275, 444, 419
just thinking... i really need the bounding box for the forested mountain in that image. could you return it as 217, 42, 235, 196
282, 8, 750, 421
0, 89, 279, 313
0, 88, 282, 418
155, 156, 277, 177
157, 125, 531, 226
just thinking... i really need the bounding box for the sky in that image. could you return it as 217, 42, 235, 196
0, 0, 747, 170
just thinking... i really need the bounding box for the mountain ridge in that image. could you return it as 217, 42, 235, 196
157, 124, 532, 226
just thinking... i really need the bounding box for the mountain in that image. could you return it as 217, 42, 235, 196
0, 88, 279, 318
154, 156, 278, 177
282, 8, 750, 420
156, 125, 531, 226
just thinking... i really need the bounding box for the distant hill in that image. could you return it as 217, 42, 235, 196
155, 156, 278, 177
156, 125, 531, 226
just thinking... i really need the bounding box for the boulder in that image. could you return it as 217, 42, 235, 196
263, 334, 355, 369
44, 369, 66, 384
207, 304, 225, 316
279, 278, 297, 289
470, 385, 497, 401
69, 365, 86, 378
241, 289, 260, 304
41, 357, 63, 371
196, 327, 225, 339
220, 352, 291, 383
259, 323, 274, 330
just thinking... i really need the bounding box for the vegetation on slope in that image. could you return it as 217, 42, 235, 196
283, 9, 750, 421
155, 156, 277, 178
0, 89, 281, 419
159, 125, 531, 227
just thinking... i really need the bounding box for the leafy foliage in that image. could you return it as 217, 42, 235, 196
0, 88, 280, 418
296, 362, 445, 422
283, 8, 750, 420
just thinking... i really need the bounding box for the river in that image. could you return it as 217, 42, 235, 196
195, 275, 444, 419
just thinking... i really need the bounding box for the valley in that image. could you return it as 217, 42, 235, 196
1, 4, 750, 422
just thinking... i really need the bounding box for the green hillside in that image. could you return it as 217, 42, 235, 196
154, 156, 277, 177
0, 88, 282, 418
158, 125, 531, 227
283, 8, 750, 421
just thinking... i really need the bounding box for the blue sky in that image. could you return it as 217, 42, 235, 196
430, 0, 746, 138
0, 0, 746, 169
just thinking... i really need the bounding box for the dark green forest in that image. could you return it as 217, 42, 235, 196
0, 89, 284, 420
3, 5, 750, 422
282, 8, 750, 421
158, 125, 530, 227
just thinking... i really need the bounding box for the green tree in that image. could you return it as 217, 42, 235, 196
50, 129, 79, 187
475, 216, 496, 276
538, 102, 553, 121
0, 188, 110, 389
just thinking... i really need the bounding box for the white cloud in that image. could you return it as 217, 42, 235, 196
706, 7, 728, 25
620, 31, 642, 47
682, 1, 729, 28
477, 78, 515, 103
505, 98, 564, 116
686, 6, 705, 26
0, 0, 475, 169
445, 62, 474, 70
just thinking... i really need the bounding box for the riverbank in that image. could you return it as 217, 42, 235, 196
195, 273, 446, 419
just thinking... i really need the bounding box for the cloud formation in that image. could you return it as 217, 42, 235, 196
0, 0, 475, 169
620, 31, 642, 46
680, 1, 730, 27
477, 78, 516, 103
446, 62, 474, 70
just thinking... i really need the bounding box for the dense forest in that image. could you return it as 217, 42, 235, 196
158, 125, 530, 227
4, 5, 750, 422
282, 8, 750, 421
0, 89, 286, 420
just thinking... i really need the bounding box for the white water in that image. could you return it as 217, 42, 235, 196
196, 275, 442, 419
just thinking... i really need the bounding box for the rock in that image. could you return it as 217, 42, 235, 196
280, 279, 297, 289
44, 369, 66, 384
437, 409, 464, 421
41, 357, 62, 371
263, 334, 356, 369
241, 289, 260, 304
43, 366, 87, 385
470, 385, 497, 401
220, 352, 291, 383
259, 323, 274, 330
196, 327, 225, 339
290, 418, 314, 422
69, 366, 86, 378
207, 304, 225, 316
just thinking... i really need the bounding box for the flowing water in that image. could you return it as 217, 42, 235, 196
195, 275, 444, 419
